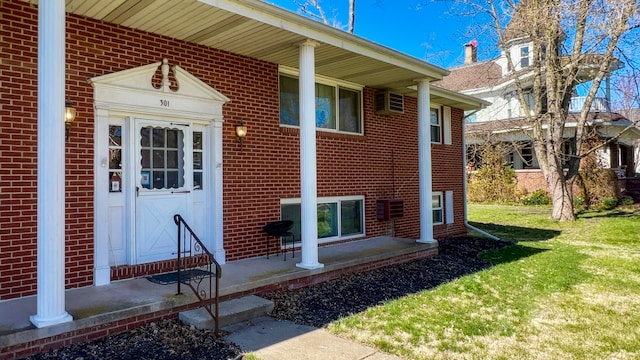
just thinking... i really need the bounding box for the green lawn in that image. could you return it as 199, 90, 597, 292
329, 204, 640, 359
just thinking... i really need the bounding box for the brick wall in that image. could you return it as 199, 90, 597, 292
0, 1, 467, 300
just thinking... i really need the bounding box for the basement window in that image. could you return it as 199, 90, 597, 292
280, 196, 365, 244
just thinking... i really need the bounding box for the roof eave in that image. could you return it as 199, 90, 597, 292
199, 0, 449, 80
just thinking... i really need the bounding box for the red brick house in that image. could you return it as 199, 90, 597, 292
0, 0, 486, 328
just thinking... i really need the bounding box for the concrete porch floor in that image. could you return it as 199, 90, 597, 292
0, 236, 437, 356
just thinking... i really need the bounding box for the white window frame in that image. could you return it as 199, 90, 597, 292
278, 67, 364, 135
520, 46, 530, 68
280, 195, 366, 244
431, 107, 442, 144
432, 191, 444, 225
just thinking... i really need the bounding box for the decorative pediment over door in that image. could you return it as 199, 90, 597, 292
90, 58, 230, 120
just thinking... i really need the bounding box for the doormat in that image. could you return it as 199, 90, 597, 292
146, 269, 212, 285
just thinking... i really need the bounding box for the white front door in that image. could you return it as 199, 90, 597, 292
134, 119, 192, 264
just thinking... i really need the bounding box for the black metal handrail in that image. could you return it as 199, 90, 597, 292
174, 214, 222, 335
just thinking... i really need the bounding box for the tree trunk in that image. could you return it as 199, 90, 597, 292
546, 163, 576, 221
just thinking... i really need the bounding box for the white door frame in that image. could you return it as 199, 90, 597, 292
90, 60, 229, 286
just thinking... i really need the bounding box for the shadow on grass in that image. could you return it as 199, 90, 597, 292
469, 221, 560, 242
266, 237, 548, 328
479, 242, 548, 265
577, 208, 640, 219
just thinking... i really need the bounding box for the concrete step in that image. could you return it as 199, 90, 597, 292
179, 295, 274, 329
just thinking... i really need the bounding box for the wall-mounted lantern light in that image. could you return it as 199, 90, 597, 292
65, 99, 77, 141
235, 120, 247, 148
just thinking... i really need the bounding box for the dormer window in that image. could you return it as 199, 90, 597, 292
520, 46, 530, 68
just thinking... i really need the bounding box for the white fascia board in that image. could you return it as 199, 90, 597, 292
199, 0, 448, 80
430, 86, 490, 110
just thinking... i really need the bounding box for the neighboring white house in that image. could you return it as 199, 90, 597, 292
435, 20, 640, 194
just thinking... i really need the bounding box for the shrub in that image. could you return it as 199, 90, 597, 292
598, 198, 619, 211
467, 143, 519, 203
521, 189, 551, 205
576, 138, 621, 209
621, 196, 635, 206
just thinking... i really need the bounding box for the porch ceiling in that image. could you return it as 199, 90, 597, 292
25, 0, 450, 96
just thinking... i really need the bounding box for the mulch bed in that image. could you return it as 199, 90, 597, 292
24, 237, 509, 360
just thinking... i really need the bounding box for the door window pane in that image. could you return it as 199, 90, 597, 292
140, 128, 150, 147
166, 150, 178, 169
193, 132, 202, 150
108, 125, 123, 193
153, 128, 164, 147
193, 131, 203, 190
167, 129, 178, 148
141, 126, 184, 189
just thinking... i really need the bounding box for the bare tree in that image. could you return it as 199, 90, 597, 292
295, 0, 357, 33
459, 0, 639, 220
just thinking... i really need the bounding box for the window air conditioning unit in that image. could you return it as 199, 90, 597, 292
374, 91, 404, 115
376, 199, 404, 221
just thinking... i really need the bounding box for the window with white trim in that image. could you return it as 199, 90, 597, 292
193, 131, 203, 190
432, 192, 444, 225
280, 196, 365, 243
431, 107, 441, 143
520, 46, 530, 68
279, 74, 363, 134
108, 125, 123, 192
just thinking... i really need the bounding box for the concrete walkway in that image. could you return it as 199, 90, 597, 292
224, 316, 404, 360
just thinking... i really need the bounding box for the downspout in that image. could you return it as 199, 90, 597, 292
462, 109, 501, 241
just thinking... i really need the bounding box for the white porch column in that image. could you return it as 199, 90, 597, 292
297, 40, 324, 270
416, 79, 437, 244
93, 108, 111, 286
212, 120, 226, 263
30, 0, 73, 328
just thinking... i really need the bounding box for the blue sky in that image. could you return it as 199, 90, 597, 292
267, 0, 498, 69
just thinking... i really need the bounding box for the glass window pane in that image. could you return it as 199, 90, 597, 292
432, 195, 441, 208
341, 200, 362, 235
193, 132, 202, 150
433, 209, 443, 223
166, 171, 179, 189
152, 171, 164, 189
193, 152, 202, 170
109, 171, 122, 193
166, 150, 178, 169
141, 150, 151, 168
316, 83, 336, 129
153, 128, 165, 147
431, 125, 441, 143
281, 204, 301, 243
339, 88, 361, 133
279, 75, 300, 126
167, 129, 178, 148
109, 149, 122, 169
430, 108, 439, 125
140, 128, 150, 147
109, 125, 122, 146
193, 172, 203, 190
317, 202, 338, 238
153, 150, 164, 168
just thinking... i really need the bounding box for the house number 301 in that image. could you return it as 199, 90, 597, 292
160, 99, 170, 107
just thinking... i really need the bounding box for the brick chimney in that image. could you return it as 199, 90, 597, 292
464, 40, 478, 64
